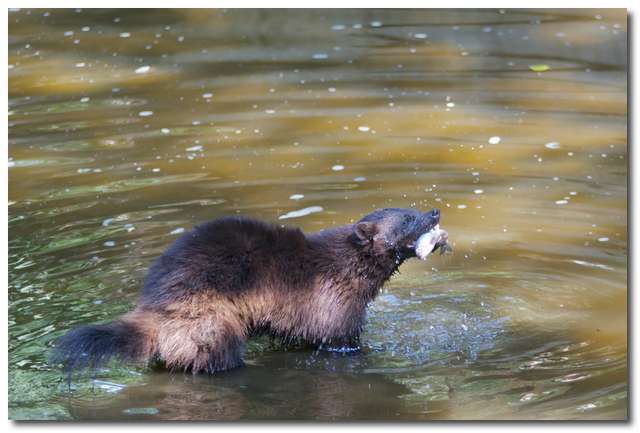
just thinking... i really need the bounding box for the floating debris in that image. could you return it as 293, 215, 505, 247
161, 128, 170, 134
555, 373, 590, 383
123, 407, 160, 415
577, 403, 598, 412
202, 92, 213, 98
529, 64, 550, 72
555, 200, 569, 205
279, 206, 323, 220
597, 237, 609, 242
457, 204, 467, 209
414, 33, 428, 39
357, 126, 370, 132
488, 136, 501, 145
138, 111, 153, 117
289, 194, 304, 200
473, 189, 484, 194
572, 260, 614, 271
103, 241, 115, 247
186, 145, 203, 152
312, 53, 328, 60
170, 227, 185, 235
545, 141, 561, 149
93, 380, 126, 393
332, 165, 345, 171
134, 65, 150, 74
354, 177, 367, 182
119, 32, 131, 38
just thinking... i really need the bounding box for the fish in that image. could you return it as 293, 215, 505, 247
415, 224, 451, 260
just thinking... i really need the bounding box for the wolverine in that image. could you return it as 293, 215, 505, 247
51, 208, 449, 375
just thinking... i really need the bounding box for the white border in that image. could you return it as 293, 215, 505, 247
2, 2, 635, 432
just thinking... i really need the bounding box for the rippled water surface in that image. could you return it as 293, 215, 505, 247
8, 8, 627, 420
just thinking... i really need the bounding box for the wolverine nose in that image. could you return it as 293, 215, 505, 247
428, 208, 440, 222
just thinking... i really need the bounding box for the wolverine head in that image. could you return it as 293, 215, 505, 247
351, 208, 447, 261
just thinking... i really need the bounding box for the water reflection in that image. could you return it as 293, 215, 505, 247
9, 8, 627, 420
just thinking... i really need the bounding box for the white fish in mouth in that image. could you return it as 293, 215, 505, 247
415, 224, 449, 260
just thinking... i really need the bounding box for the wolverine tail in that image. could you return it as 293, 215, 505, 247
50, 310, 158, 374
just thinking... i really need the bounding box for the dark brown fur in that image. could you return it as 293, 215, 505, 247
51, 208, 442, 374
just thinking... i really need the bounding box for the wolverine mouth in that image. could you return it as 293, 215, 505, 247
401, 209, 450, 259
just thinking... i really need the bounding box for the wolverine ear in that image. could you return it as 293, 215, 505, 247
353, 221, 377, 245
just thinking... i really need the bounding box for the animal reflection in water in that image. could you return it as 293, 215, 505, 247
64, 351, 453, 421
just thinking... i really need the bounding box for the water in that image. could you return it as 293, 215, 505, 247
8, 8, 627, 420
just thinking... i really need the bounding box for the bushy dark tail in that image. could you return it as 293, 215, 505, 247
50, 311, 158, 374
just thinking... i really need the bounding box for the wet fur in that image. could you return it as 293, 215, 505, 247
52, 209, 439, 375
